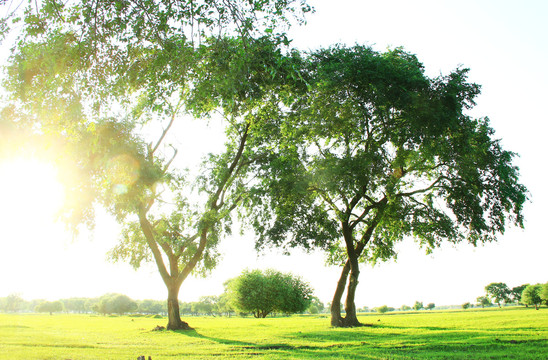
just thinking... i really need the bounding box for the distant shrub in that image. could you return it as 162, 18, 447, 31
226, 269, 313, 318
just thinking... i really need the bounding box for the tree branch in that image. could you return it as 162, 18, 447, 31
138, 205, 171, 286
177, 227, 208, 286
151, 99, 182, 155
210, 122, 250, 209
395, 177, 445, 198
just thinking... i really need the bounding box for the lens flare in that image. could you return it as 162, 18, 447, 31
106, 154, 140, 194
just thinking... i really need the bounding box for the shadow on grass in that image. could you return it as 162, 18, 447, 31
283, 327, 548, 359
171, 328, 353, 357
173, 328, 255, 347
168, 324, 547, 359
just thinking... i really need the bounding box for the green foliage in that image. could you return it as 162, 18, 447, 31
137, 299, 165, 315
308, 296, 325, 313
376, 305, 390, 314
476, 296, 492, 308
426, 303, 436, 310
541, 283, 548, 305
60, 298, 88, 313
462, 302, 471, 310
510, 284, 529, 303
414, 301, 424, 311
249, 44, 527, 259
226, 269, 313, 318
485, 283, 511, 307
0, 293, 24, 312
92, 293, 137, 315
522, 284, 543, 309
35, 301, 64, 314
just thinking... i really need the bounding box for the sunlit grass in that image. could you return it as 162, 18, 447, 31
1, 307, 546, 359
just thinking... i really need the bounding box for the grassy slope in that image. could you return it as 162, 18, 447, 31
0, 307, 546, 359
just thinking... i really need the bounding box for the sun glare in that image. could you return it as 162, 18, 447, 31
0, 158, 65, 227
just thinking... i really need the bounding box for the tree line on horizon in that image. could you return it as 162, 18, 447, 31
4, 279, 546, 316
0, 0, 528, 330
466, 282, 548, 310
0, 269, 320, 317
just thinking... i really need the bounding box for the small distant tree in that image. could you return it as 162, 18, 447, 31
215, 294, 234, 316
177, 302, 190, 316
510, 284, 529, 304
413, 301, 424, 311
227, 269, 313, 318
61, 298, 87, 313
541, 283, 548, 306
0, 294, 24, 313
485, 283, 511, 308
137, 300, 164, 315
462, 302, 471, 310
476, 296, 492, 308
92, 294, 137, 315
110, 294, 137, 315
376, 305, 389, 314
426, 303, 435, 310
401, 305, 411, 311
85, 298, 99, 313
35, 301, 64, 315
521, 285, 543, 310
309, 297, 325, 313
193, 296, 216, 316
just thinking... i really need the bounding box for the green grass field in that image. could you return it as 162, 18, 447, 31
1, 307, 546, 359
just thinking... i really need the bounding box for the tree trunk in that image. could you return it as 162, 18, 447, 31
331, 260, 350, 327
166, 284, 192, 330
330, 222, 363, 327
342, 265, 361, 327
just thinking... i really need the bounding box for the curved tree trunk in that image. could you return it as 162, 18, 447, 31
331, 201, 387, 327
330, 261, 362, 327
330, 222, 364, 327
331, 259, 363, 327
342, 267, 361, 327
331, 261, 350, 327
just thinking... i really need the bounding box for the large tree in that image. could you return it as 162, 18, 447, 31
1, 0, 310, 330
247, 45, 528, 327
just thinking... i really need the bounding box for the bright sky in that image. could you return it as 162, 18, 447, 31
1, 0, 547, 309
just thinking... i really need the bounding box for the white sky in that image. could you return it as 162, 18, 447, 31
1, 0, 547, 309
